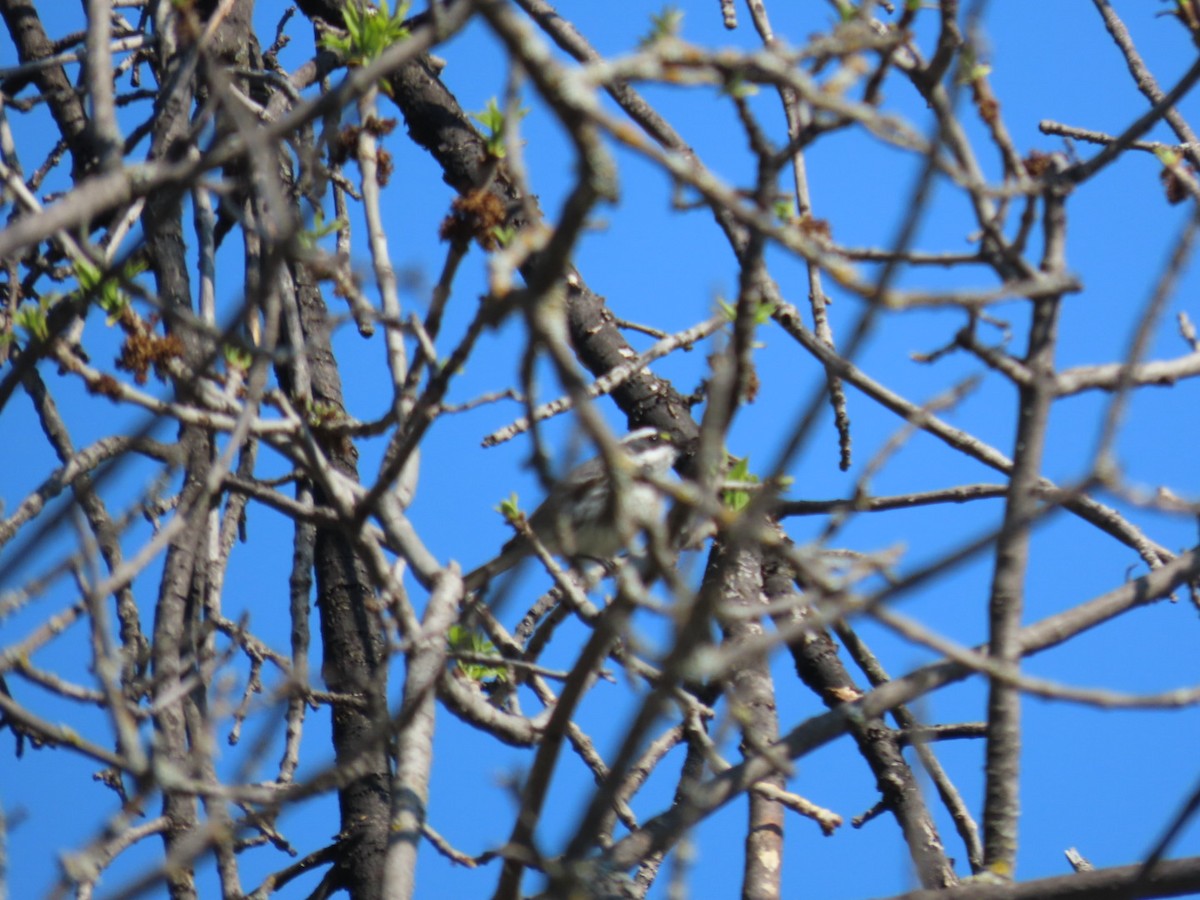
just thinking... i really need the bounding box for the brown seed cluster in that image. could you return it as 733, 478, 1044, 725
439, 189, 508, 250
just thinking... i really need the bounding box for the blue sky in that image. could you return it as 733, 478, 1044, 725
2, 1, 1200, 898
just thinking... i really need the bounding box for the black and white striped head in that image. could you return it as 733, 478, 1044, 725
618, 427, 678, 476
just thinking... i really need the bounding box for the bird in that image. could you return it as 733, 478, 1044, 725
462, 428, 679, 593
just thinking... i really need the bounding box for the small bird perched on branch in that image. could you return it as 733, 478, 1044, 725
462, 428, 679, 593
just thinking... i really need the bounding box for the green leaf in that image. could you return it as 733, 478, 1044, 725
14, 300, 50, 342
1155, 147, 1182, 167
490, 224, 518, 247
473, 98, 505, 135
495, 492, 523, 524
223, 344, 253, 372
723, 455, 759, 512
320, 0, 410, 66
472, 98, 528, 159
298, 208, 346, 249
640, 6, 684, 45
964, 62, 992, 82
956, 46, 991, 85
447, 625, 508, 683
73, 258, 145, 324
718, 297, 776, 325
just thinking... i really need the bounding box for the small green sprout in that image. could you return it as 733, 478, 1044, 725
964, 62, 992, 82
305, 400, 345, 428
320, 0, 410, 67
223, 344, 253, 372
723, 456, 792, 512
14, 298, 52, 342
956, 47, 991, 84
718, 297, 776, 326
496, 493, 523, 524
723, 456, 758, 512
447, 624, 508, 684
75, 258, 145, 325
297, 208, 346, 250
1155, 146, 1182, 167
490, 224, 518, 247
640, 6, 684, 46
472, 98, 528, 160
